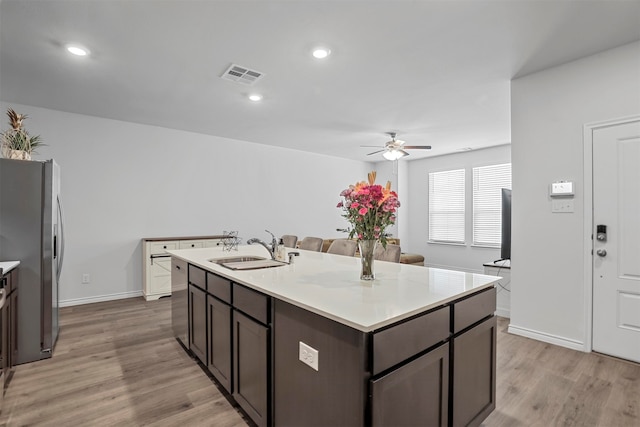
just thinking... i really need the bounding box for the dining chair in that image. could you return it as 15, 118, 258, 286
327, 239, 358, 257
374, 243, 402, 263
281, 235, 298, 248
298, 237, 324, 252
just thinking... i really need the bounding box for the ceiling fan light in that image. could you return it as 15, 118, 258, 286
383, 150, 407, 161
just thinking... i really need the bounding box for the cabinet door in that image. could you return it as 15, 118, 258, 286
452, 315, 497, 427
188, 284, 207, 363
208, 295, 232, 393
233, 311, 269, 427
1, 287, 8, 390
149, 257, 172, 295
371, 343, 449, 427
9, 289, 17, 369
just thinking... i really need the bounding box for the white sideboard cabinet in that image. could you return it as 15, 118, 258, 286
142, 236, 226, 300
483, 260, 511, 318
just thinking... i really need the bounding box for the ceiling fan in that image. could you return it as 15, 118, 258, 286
362, 132, 431, 160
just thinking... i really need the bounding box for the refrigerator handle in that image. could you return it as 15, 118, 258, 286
57, 195, 66, 281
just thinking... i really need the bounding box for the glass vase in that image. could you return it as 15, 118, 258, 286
359, 240, 378, 280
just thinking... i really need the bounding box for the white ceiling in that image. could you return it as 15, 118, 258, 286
1, 0, 639, 162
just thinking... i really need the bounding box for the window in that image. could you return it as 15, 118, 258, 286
428, 169, 465, 243
472, 163, 512, 247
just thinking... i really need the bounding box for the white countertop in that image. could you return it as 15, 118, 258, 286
0, 261, 20, 275
168, 246, 499, 332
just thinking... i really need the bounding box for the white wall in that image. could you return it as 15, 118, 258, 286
510, 41, 640, 349
404, 145, 511, 272
0, 103, 371, 305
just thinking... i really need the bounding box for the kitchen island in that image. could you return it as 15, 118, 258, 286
169, 245, 499, 427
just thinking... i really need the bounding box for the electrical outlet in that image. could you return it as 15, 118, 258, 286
299, 341, 319, 371
82, 274, 90, 284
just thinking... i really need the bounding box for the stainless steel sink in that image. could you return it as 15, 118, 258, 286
211, 256, 266, 264
210, 256, 287, 270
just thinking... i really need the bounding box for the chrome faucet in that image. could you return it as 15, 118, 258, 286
247, 229, 278, 260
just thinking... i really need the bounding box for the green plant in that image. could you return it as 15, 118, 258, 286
1, 108, 45, 155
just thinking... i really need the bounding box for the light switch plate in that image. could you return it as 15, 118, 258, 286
552, 199, 574, 213
299, 341, 319, 371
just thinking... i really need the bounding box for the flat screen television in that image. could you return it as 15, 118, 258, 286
500, 188, 512, 261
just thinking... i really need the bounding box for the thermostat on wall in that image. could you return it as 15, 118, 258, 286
550, 181, 574, 197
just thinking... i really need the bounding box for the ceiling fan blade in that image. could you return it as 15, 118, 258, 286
399, 149, 410, 157
403, 145, 432, 150
367, 149, 387, 155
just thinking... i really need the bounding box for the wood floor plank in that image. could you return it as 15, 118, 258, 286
1, 299, 638, 426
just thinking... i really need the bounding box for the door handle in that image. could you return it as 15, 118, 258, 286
596, 249, 607, 257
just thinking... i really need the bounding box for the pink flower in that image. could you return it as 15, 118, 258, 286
351, 202, 360, 209
359, 207, 368, 215
336, 201, 343, 208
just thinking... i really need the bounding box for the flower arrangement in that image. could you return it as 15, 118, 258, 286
1, 108, 44, 160
337, 171, 400, 248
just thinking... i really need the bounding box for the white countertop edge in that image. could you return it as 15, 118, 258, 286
0, 261, 20, 275
168, 247, 499, 333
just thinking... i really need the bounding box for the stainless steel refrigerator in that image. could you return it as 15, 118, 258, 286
0, 158, 65, 364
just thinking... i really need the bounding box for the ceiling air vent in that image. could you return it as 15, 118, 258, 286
221, 64, 265, 85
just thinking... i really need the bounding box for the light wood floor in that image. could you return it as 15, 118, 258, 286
1, 297, 638, 426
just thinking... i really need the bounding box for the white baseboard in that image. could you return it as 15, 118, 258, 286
508, 323, 586, 352
60, 290, 143, 307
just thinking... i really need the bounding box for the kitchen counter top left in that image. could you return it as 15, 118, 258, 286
0, 261, 20, 274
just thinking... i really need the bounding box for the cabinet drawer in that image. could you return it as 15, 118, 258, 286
453, 287, 496, 334
203, 239, 223, 248
207, 272, 231, 303
233, 284, 269, 325
149, 241, 178, 255
179, 240, 205, 249
188, 264, 207, 290
372, 306, 449, 375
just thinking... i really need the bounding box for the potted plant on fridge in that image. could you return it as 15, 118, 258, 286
1, 108, 44, 160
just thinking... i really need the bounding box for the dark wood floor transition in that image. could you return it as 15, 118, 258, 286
0, 297, 638, 426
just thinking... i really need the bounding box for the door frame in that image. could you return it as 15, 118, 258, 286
582, 114, 640, 353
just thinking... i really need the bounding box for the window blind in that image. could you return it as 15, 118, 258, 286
472, 163, 512, 247
428, 169, 465, 243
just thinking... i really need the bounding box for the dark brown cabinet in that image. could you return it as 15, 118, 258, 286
233, 310, 269, 427
371, 342, 449, 427
207, 294, 232, 392
181, 265, 271, 427
188, 283, 207, 363
1, 267, 18, 400
452, 315, 497, 427
179, 258, 497, 427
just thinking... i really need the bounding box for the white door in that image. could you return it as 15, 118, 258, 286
592, 119, 640, 363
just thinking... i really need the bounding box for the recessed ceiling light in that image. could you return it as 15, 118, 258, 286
312, 47, 331, 59
66, 44, 89, 56
248, 94, 262, 102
